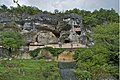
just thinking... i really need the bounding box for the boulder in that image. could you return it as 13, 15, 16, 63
33, 31, 58, 44
37, 49, 53, 60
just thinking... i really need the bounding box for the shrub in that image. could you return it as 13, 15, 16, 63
29, 47, 65, 58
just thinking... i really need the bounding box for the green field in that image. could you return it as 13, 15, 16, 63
0, 59, 61, 80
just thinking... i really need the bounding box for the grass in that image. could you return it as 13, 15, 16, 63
0, 59, 61, 80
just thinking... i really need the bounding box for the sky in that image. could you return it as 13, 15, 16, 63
0, 0, 119, 13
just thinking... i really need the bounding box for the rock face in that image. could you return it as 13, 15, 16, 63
23, 22, 33, 31
37, 49, 53, 59
0, 47, 9, 58
58, 51, 75, 62
15, 53, 32, 59
33, 31, 58, 44
28, 13, 93, 46
33, 13, 80, 44
0, 12, 93, 47
56, 13, 92, 46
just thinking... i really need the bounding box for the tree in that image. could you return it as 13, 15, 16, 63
0, 4, 8, 10
93, 23, 119, 64
0, 4, 8, 12
74, 23, 119, 79
63, 8, 119, 26
54, 9, 59, 14
92, 8, 119, 25
1, 31, 24, 57
106, 8, 119, 23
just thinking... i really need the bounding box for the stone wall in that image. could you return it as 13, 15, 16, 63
58, 50, 75, 62
29, 43, 86, 50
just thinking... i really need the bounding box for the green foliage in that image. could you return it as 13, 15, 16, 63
63, 8, 119, 26
10, 5, 42, 15
0, 4, 118, 27
93, 23, 119, 64
29, 47, 65, 58
29, 48, 41, 58
76, 69, 92, 80
74, 23, 119, 79
43, 47, 65, 56
0, 22, 22, 31
5, 22, 22, 31
1, 31, 23, 54
0, 4, 8, 12
0, 59, 60, 80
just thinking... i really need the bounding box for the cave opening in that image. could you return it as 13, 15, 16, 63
76, 31, 81, 35
64, 40, 70, 43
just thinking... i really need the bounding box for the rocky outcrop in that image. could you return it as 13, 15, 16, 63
58, 50, 75, 62
0, 12, 93, 47
36, 49, 53, 59
33, 31, 58, 44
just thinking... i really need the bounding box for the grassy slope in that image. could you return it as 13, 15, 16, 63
0, 59, 61, 80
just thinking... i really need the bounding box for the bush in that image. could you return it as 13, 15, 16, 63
29, 48, 41, 58
0, 59, 61, 80
74, 23, 119, 79
29, 47, 65, 58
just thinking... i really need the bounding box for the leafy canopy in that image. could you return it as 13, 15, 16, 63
1, 31, 23, 52
74, 23, 119, 80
